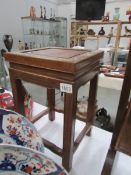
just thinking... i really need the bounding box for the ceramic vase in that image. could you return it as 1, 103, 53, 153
98, 27, 105, 35
3, 35, 13, 52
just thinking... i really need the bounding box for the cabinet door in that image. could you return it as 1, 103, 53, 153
56, 17, 67, 47
22, 17, 68, 49
22, 18, 36, 49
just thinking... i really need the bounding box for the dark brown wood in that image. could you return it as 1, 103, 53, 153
71, 20, 129, 25
74, 123, 91, 153
85, 74, 98, 136
115, 100, 131, 155
101, 44, 131, 175
5, 48, 103, 76
9, 77, 25, 115
62, 89, 77, 171
31, 108, 49, 123
43, 138, 63, 157
5, 47, 103, 171
111, 43, 131, 149
47, 89, 55, 121
86, 74, 98, 123
55, 103, 98, 122
101, 149, 116, 175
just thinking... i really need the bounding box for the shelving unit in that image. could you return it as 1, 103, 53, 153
70, 20, 131, 65
21, 16, 67, 49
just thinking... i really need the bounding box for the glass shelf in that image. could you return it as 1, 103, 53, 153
21, 17, 67, 49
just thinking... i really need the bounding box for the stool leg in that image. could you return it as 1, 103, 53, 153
86, 127, 92, 136
10, 75, 25, 116
86, 74, 98, 136
47, 88, 55, 121
62, 89, 77, 171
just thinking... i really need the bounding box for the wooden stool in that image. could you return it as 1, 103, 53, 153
5, 48, 103, 171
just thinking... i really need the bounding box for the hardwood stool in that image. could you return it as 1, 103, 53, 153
5, 48, 103, 171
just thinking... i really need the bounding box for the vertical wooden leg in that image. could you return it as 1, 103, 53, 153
86, 74, 98, 136
10, 74, 25, 115
62, 89, 77, 171
47, 88, 55, 121
86, 128, 92, 136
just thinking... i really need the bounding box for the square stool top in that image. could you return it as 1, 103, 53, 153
5, 48, 103, 74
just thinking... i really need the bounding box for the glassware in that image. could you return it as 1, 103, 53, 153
113, 8, 120, 21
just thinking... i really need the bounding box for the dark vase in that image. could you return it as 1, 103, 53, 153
98, 27, 105, 36
3, 35, 13, 52
129, 15, 131, 23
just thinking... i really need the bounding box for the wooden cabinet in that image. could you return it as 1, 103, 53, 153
70, 20, 131, 65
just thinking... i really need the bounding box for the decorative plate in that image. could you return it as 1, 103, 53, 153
0, 144, 68, 175
0, 108, 44, 153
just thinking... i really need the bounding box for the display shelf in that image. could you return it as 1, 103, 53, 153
21, 16, 67, 49
120, 35, 131, 38
70, 20, 130, 65
70, 35, 118, 38
71, 20, 123, 25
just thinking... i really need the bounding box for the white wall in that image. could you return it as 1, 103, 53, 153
57, 3, 76, 47
0, 0, 130, 50
0, 0, 58, 50
58, 1, 131, 47
105, 1, 131, 21
58, 0, 131, 20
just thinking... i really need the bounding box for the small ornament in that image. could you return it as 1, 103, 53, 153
30, 6, 36, 18
3, 35, 13, 52
124, 26, 131, 36
53, 10, 56, 20
126, 6, 131, 23
108, 27, 114, 37
50, 8, 53, 20
87, 29, 95, 36
40, 5, 43, 18
0, 92, 14, 109
44, 6, 47, 19
107, 27, 114, 44
102, 12, 110, 22
37, 29, 39, 35
80, 28, 84, 35
25, 43, 29, 50
129, 15, 131, 23
98, 27, 105, 35
18, 40, 24, 50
